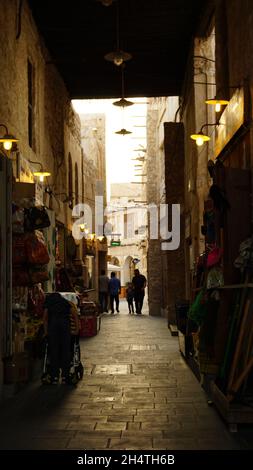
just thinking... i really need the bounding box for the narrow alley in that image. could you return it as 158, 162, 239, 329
0, 300, 241, 451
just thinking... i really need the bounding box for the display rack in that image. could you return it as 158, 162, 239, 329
211, 381, 253, 432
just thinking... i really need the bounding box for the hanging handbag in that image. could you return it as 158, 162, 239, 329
207, 245, 223, 267
24, 206, 50, 231
25, 231, 50, 265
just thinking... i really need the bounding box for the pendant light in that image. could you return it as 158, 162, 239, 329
97, 0, 115, 6
113, 64, 134, 107
115, 128, 132, 135
104, 0, 132, 67
114, 65, 132, 135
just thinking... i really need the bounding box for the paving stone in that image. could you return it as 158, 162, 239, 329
110, 406, 137, 414
66, 422, 97, 431
0, 299, 243, 450
75, 430, 121, 438
109, 437, 153, 450
96, 422, 127, 431
67, 438, 109, 449
76, 416, 108, 423
127, 422, 141, 430
121, 430, 163, 438
108, 415, 134, 422
142, 421, 181, 431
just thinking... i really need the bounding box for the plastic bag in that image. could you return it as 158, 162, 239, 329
207, 267, 224, 289
188, 289, 208, 326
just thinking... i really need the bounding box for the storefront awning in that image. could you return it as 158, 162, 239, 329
107, 263, 121, 272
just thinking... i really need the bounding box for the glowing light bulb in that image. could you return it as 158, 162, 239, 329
39, 175, 44, 182
3, 140, 12, 150
196, 137, 204, 146
215, 103, 221, 112
114, 56, 124, 66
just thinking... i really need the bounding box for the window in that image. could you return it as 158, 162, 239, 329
27, 60, 35, 149
124, 212, 135, 238
75, 162, 79, 205
68, 153, 73, 208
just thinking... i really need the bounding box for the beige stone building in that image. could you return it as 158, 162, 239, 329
108, 183, 147, 291
0, 0, 107, 395
146, 97, 185, 321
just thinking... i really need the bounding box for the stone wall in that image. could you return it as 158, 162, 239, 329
0, 0, 82, 229
216, 0, 253, 169
163, 122, 185, 322
146, 106, 161, 316
0, 0, 82, 394
181, 29, 216, 298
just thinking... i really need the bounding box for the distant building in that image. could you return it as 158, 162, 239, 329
107, 183, 147, 292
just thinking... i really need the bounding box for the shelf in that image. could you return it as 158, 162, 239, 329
210, 381, 253, 432
192, 284, 253, 293
217, 283, 253, 289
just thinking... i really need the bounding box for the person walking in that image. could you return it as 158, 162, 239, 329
98, 269, 109, 313
108, 272, 121, 314
43, 292, 72, 384
132, 268, 147, 314
126, 282, 135, 314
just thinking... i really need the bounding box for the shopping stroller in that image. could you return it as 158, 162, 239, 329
41, 335, 84, 385
69, 335, 84, 384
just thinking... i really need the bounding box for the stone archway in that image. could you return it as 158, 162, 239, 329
110, 257, 120, 266
123, 256, 134, 286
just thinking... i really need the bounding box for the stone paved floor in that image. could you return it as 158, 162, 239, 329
0, 299, 251, 450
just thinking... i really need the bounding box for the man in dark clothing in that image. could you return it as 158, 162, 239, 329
98, 269, 109, 313
132, 269, 147, 314
43, 293, 71, 384
108, 272, 121, 314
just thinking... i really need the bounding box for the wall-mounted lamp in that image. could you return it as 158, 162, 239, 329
0, 124, 18, 150
205, 96, 229, 113
205, 86, 240, 113
78, 222, 89, 235
29, 160, 51, 182
190, 123, 219, 147
89, 233, 96, 242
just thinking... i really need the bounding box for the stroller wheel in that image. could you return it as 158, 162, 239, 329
69, 372, 78, 385
41, 373, 51, 385
77, 364, 84, 380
